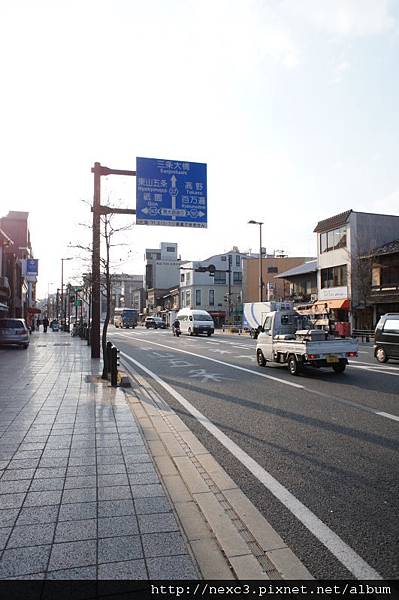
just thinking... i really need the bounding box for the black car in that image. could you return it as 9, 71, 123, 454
374, 313, 399, 363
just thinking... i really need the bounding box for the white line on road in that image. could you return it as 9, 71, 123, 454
117, 334, 304, 389
121, 351, 382, 580
349, 364, 399, 377
114, 333, 399, 421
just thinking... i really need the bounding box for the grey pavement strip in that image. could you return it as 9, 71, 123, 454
0, 335, 199, 580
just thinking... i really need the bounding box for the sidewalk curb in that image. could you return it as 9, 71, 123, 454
122, 361, 313, 581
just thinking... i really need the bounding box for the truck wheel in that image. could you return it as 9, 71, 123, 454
207, 331, 212, 337
256, 350, 266, 367
188, 328, 193, 336
332, 362, 346, 373
288, 355, 301, 376
375, 346, 388, 363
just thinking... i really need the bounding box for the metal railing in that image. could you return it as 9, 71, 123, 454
352, 329, 375, 342
105, 341, 120, 387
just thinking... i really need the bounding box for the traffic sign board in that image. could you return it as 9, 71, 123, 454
136, 157, 207, 228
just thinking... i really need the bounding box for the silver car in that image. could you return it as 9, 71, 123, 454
0, 318, 30, 349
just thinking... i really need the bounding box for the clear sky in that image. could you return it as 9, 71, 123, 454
1, 0, 398, 298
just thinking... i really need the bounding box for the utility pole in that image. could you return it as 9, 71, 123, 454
228, 255, 232, 322
91, 163, 136, 359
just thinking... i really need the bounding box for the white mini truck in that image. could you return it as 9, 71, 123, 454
256, 309, 358, 375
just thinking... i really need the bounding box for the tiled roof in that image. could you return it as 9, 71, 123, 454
364, 239, 399, 258
276, 260, 317, 278
313, 210, 352, 233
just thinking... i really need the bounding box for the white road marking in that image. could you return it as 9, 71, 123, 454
353, 360, 399, 371
121, 352, 382, 580
349, 364, 399, 377
114, 333, 399, 422
121, 335, 304, 389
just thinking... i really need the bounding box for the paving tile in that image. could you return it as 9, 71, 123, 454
96, 455, 125, 466
58, 501, 97, 522
19, 443, 46, 451
17, 505, 59, 526
125, 454, 152, 465
55, 519, 97, 542
46, 565, 97, 579
67, 465, 96, 477
41, 448, 70, 458
98, 486, 132, 501
0, 493, 26, 509
130, 483, 165, 498
126, 463, 156, 475
48, 539, 97, 571
62, 487, 97, 504
7, 522, 55, 548
0, 526, 11, 549
39, 457, 69, 468
97, 473, 128, 487
98, 559, 147, 580
134, 497, 173, 515
68, 456, 96, 467
138, 513, 179, 534
35, 467, 67, 479
0, 544, 51, 578
0, 479, 31, 494
98, 515, 138, 538
64, 475, 97, 489
8, 458, 40, 470
98, 535, 142, 563
96, 463, 126, 476
29, 478, 64, 492
0, 508, 19, 528
128, 472, 159, 485
98, 499, 135, 518
146, 555, 198, 579
13, 450, 43, 460
2, 468, 36, 480
142, 532, 187, 558
23, 490, 62, 507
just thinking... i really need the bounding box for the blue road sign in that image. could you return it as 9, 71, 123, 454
26, 259, 39, 276
136, 157, 207, 228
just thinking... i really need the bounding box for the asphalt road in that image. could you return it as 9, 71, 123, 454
109, 325, 399, 580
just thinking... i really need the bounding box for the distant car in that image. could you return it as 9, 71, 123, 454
374, 313, 399, 363
0, 318, 30, 349
145, 316, 166, 329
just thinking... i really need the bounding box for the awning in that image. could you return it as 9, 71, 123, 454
0, 302, 8, 312
27, 307, 42, 314
296, 299, 349, 314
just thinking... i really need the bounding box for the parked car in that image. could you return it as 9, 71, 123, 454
0, 318, 30, 349
374, 313, 399, 363
145, 316, 166, 329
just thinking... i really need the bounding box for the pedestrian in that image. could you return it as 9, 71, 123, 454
43, 316, 49, 333
37, 317, 41, 331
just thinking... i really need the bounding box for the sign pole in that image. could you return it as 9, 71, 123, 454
91, 163, 102, 358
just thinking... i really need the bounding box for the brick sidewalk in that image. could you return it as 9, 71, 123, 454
0, 332, 199, 580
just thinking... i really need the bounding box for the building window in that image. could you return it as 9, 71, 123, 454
233, 272, 242, 283
195, 289, 201, 306
268, 266, 278, 273
214, 271, 226, 284
221, 256, 226, 262
321, 265, 347, 288
320, 226, 347, 253
180, 273, 185, 283
186, 272, 191, 285
209, 289, 214, 306
185, 290, 191, 306
236, 255, 241, 266
166, 246, 175, 252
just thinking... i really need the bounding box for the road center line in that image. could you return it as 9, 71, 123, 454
121, 351, 382, 580
114, 333, 399, 421
116, 334, 304, 389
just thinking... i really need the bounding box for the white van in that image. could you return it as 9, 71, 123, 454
176, 308, 214, 336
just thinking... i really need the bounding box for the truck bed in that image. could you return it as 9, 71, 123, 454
273, 337, 358, 356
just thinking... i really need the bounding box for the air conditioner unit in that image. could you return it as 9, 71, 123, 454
310, 294, 318, 302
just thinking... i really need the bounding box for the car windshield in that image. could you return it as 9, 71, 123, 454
193, 314, 213, 321
0, 319, 25, 329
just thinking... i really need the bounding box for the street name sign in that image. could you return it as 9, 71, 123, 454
136, 157, 207, 228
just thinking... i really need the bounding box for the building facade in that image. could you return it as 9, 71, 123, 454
275, 260, 318, 304
314, 210, 399, 329
179, 248, 247, 326
243, 254, 314, 303
366, 239, 399, 326
144, 242, 182, 314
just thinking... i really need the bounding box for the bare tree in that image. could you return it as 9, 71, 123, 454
70, 200, 134, 378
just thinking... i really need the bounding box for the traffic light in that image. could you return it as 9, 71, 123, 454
224, 294, 229, 302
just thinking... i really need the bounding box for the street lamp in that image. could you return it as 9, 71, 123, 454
61, 257, 73, 330
248, 220, 264, 302
47, 282, 54, 318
